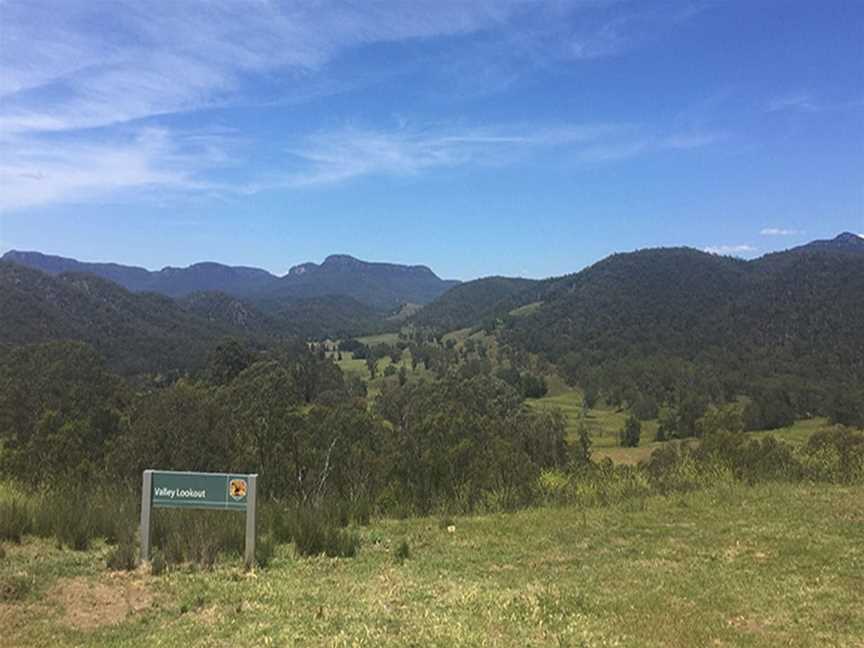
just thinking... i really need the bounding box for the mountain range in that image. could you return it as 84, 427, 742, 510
1, 233, 862, 382
0, 250, 459, 311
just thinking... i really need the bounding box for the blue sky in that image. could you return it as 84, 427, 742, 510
1, 0, 862, 280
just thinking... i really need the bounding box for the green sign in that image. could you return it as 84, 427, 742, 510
141, 469, 258, 568
151, 470, 250, 510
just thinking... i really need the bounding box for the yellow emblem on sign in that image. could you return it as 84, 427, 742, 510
229, 478, 247, 500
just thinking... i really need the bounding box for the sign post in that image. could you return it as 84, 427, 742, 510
140, 470, 258, 569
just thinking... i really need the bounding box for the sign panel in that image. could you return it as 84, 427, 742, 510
151, 470, 250, 510
140, 469, 258, 568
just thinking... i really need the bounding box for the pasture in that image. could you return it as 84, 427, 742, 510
2, 482, 861, 647
529, 389, 833, 465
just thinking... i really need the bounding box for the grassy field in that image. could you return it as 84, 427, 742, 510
3, 482, 862, 647
529, 390, 832, 465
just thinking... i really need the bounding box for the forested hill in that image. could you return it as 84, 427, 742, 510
499, 235, 864, 391
409, 276, 541, 331
1, 250, 458, 310
0, 262, 261, 375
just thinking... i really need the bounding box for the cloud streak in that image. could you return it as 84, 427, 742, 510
703, 244, 757, 256
760, 228, 803, 236
277, 124, 718, 188
0, 121, 718, 210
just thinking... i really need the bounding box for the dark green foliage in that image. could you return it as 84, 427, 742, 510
498, 245, 864, 413
620, 415, 641, 448
0, 263, 254, 375
826, 387, 864, 428
374, 375, 568, 514
0, 499, 32, 544
410, 276, 539, 332
631, 394, 658, 421
743, 390, 795, 431
394, 540, 411, 563
288, 508, 360, 558
206, 338, 258, 384
259, 295, 392, 339
0, 341, 126, 487
496, 367, 548, 399
575, 419, 593, 464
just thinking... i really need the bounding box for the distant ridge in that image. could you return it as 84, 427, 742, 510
0, 250, 459, 310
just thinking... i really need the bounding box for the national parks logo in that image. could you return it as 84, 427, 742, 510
229, 478, 247, 501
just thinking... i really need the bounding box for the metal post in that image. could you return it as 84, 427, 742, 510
244, 474, 258, 570
140, 470, 153, 562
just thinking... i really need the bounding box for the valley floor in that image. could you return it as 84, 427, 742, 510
3, 482, 862, 647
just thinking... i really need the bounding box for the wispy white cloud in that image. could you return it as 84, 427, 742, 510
276, 123, 718, 188
0, 129, 230, 210
0, 0, 717, 210
0, 0, 708, 136
765, 92, 864, 114
760, 227, 803, 236
703, 244, 757, 256
0, 121, 719, 209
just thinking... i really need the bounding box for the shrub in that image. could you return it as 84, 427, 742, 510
150, 549, 166, 576
106, 537, 137, 571
255, 534, 275, 569
394, 540, 411, 563
0, 498, 32, 544
620, 415, 641, 448
291, 507, 360, 558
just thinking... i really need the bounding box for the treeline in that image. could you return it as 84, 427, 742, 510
0, 340, 566, 516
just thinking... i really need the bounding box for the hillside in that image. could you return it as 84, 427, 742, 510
0, 263, 267, 374
1, 250, 458, 309
498, 235, 864, 392
257, 293, 394, 339
409, 276, 541, 331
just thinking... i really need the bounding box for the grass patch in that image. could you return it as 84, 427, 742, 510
3, 482, 863, 646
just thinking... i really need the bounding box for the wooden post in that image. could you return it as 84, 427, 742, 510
140, 470, 153, 562
244, 474, 258, 570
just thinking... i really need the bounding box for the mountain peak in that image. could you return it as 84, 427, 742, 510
834, 232, 864, 244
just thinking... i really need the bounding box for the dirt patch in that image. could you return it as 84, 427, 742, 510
48, 575, 153, 631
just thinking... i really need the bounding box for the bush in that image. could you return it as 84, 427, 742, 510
255, 534, 276, 569
151, 509, 245, 568
0, 498, 32, 544
620, 415, 641, 448
106, 537, 137, 571
150, 549, 166, 576
290, 507, 360, 558
394, 540, 411, 563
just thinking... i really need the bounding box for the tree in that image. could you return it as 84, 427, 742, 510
620, 415, 641, 448
656, 405, 677, 442
574, 413, 593, 464
696, 403, 743, 436
206, 339, 256, 385
366, 355, 378, 379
